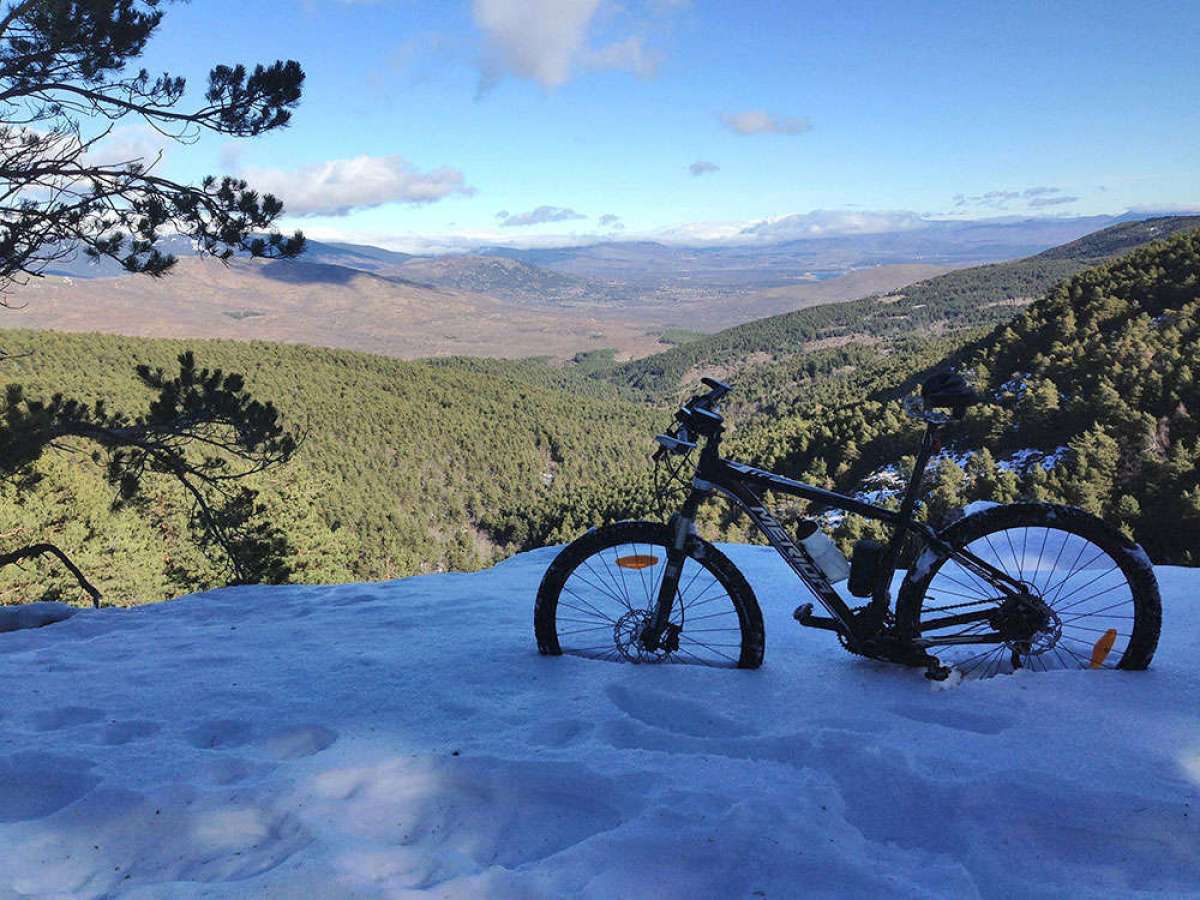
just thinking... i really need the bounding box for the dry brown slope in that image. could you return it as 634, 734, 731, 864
4, 257, 666, 360
3, 258, 953, 361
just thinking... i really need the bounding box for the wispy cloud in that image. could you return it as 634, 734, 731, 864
740, 209, 928, 240
582, 36, 661, 78
472, 0, 670, 92
497, 206, 587, 227
1029, 195, 1079, 208
598, 213, 624, 230
719, 110, 811, 136
689, 160, 719, 176
953, 185, 1074, 210
87, 125, 172, 168
243, 155, 474, 216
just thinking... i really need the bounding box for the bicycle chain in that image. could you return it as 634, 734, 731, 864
921, 597, 998, 613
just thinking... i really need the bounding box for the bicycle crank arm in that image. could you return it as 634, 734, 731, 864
793, 602, 842, 632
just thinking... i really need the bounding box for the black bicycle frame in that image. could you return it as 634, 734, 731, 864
647, 424, 1028, 651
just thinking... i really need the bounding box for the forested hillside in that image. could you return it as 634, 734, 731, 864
611, 216, 1200, 399
705, 227, 1200, 565
3, 223, 1197, 606
0, 334, 662, 605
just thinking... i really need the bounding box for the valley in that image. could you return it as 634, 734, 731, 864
10, 253, 949, 361
2, 217, 1197, 605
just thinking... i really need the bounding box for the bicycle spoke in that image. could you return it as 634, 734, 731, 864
916, 517, 1150, 679
548, 530, 753, 668
1048, 569, 1124, 610
559, 590, 616, 623
570, 565, 633, 612
1030, 527, 1051, 592
597, 549, 636, 613
557, 625, 615, 636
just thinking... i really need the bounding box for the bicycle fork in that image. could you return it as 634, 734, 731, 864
640, 493, 704, 653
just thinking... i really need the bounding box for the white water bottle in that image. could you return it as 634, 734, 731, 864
795, 521, 851, 583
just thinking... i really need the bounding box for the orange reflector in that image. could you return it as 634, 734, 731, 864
1089, 628, 1118, 668
616, 554, 659, 570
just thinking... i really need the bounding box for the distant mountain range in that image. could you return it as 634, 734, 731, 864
16, 212, 1198, 363
472, 212, 1187, 287
41, 211, 1194, 299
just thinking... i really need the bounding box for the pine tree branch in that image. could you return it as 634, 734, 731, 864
0, 542, 101, 607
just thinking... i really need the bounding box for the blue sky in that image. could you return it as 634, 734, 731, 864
121, 0, 1200, 251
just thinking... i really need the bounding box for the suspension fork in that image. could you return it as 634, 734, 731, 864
641, 488, 706, 651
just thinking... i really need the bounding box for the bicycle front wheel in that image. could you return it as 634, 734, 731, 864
534, 521, 764, 668
899, 503, 1161, 678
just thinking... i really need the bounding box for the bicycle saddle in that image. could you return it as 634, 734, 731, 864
921, 371, 978, 412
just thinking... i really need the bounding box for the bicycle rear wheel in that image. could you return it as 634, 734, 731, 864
898, 503, 1161, 678
534, 521, 764, 668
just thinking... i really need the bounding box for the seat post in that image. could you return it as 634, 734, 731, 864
867, 423, 942, 621
902, 424, 941, 517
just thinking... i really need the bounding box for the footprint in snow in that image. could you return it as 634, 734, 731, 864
605, 684, 749, 738
184, 718, 255, 750
95, 719, 162, 746
28, 705, 105, 732
889, 703, 1012, 735
528, 719, 594, 747
259, 724, 338, 760
0, 752, 100, 822
202, 755, 278, 785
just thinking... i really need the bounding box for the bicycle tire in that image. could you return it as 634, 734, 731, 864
896, 503, 1161, 676
534, 520, 765, 668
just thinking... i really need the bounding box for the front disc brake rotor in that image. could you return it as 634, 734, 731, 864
614, 609, 673, 663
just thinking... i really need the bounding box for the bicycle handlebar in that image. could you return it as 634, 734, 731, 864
653, 377, 733, 460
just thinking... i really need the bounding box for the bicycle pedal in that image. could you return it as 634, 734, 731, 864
793, 603, 840, 631
924, 664, 952, 681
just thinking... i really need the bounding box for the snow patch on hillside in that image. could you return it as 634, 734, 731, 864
0, 547, 1197, 897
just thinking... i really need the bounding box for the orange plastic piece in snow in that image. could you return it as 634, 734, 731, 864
616, 554, 659, 570
1089, 628, 1118, 668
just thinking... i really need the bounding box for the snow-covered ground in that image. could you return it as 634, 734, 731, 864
1, 546, 1197, 898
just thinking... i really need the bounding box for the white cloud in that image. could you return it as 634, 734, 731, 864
243, 155, 474, 216
1029, 195, 1079, 208
298, 206, 1137, 255
582, 35, 661, 78
720, 110, 811, 136
953, 186, 1076, 211
498, 206, 587, 227
473, 0, 601, 90
471, 0, 672, 91
689, 160, 719, 176
654, 219, 751, 243
739, 210, 929, 240
87, 125, 172, 169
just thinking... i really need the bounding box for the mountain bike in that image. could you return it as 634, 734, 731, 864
534, 376, 1161, 679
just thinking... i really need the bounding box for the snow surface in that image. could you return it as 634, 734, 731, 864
0, 602, 77, 635
0, 546, 1197, 898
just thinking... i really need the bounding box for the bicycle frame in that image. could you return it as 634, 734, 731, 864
646, 423, 1029, 654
